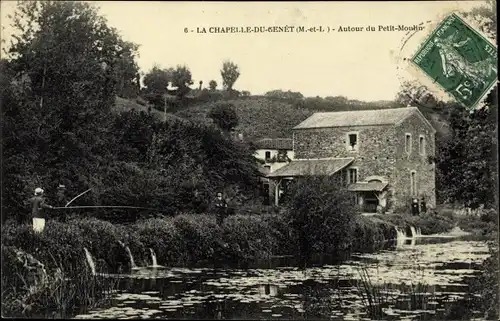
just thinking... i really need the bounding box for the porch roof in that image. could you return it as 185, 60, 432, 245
348, 181, 388, 192
267, 158, 354, 178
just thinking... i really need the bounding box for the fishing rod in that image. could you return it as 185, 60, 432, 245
53, 206, 170, 213
65, 189, 92, 207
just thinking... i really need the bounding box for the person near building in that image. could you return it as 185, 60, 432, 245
420, 196, 427, 214
411, 197, 420, 216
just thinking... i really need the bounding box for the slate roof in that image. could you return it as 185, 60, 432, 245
293, 107, 431, 130
348, 181, 388, 192
267, 158, 354, 178
255, 138, 293, 150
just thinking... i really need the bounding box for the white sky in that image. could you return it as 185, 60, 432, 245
1, 1, 486, 101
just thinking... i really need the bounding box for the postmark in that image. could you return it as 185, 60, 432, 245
410, 13, 497, 110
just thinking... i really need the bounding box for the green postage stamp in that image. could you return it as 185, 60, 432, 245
411, 13, 497, 109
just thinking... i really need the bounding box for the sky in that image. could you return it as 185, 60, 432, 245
0, 1, 487, 101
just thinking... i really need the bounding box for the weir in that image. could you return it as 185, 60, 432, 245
150, 248, 158, 267
118, 241, 138, 269
83, 248, 97, 275
125, 246, 137, 269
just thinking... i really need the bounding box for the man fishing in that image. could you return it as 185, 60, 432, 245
214, 192, 228, 226
29, 188, 54, 233
56, 184, 68, 206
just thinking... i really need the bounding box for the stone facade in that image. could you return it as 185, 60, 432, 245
292, 111, 436, 210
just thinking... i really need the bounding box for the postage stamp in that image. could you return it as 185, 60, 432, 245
410, 13, 497, 109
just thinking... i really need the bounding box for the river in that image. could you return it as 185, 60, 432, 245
74, 232, 490, 320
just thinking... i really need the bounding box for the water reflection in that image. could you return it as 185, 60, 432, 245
74, 236, 490, 320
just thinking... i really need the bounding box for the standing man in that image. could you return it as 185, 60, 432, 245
214, 192, 228, 226
420, 196, 427, 214
29, 188, 54, 233
411, 198, 420, 216
56, 184, 68, 206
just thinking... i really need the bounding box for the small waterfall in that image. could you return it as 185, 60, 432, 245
409, 226, 422, 238
395, 226, 407, 240
149, 248, 158, 267
83, 248, 96, 275
118, 241, 137, 269
124, 246, 137, 269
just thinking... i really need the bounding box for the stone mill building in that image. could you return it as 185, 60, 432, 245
266, 107, 436, 213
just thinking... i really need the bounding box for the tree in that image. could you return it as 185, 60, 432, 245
2, 0, 135, 218
209, 80, 217, 91
143, 65, 171, 94
112, 40, 140, 98
220, 60, 240, 91
208, 103, 239, 132
171, 65, 193, 97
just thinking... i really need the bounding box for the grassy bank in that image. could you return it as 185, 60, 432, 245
372, 209, 455, 235
1, 212, 395, 317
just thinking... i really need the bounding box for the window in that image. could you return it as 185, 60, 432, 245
410, 170, 417, 195
405, 133, 412, 154
265, 151, 271, 161
264, 165, 271, 174
348, 168, 358, 184
419, 135, 426, 155
346, 132, 359, 152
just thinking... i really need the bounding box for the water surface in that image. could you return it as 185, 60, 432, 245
74, 235, 490, 320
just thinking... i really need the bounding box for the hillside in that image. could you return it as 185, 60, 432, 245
174, 97, 314, 141
114, 95, 451, 142
113, 96, 182, 122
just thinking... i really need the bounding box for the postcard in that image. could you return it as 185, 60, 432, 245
1, 1, 498, 320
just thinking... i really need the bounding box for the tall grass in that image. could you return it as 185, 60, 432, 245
356, 267, 437, 319
1, 245, 117, 318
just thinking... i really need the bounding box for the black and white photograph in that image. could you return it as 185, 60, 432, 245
1, 1, 498, 319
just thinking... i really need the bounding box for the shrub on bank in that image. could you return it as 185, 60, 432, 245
456, 208, 498, 236
352, 216, 395, 252
377, 210, 454, 235
134, 218, 186, 266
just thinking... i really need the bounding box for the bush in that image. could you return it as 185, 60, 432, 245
456, 208, 498, 236
219, 215, 278, 263
377, 210, 454, 235
283, 175, 358, 265
134, 218, 186, 266
352, 216, 396, 252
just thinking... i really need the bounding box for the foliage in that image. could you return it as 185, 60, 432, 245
1, 1, 260, 222
1, 0, 133, 220
220, 60, 240, 91
208, 103, 239, 132
456, 208, 498, 236
142, 65, 171, 94
469, 242, 499, 320
265, 89, 304, 101
435, 93, 497, 209
283, 175, 358, 267
377, 210, 454, 235
171, 65, 193, 97
1, 245, 116, 318
208, 80, 217, 90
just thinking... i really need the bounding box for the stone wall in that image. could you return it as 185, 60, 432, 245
392, 113, 436, 209
293, 125, 397, 182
